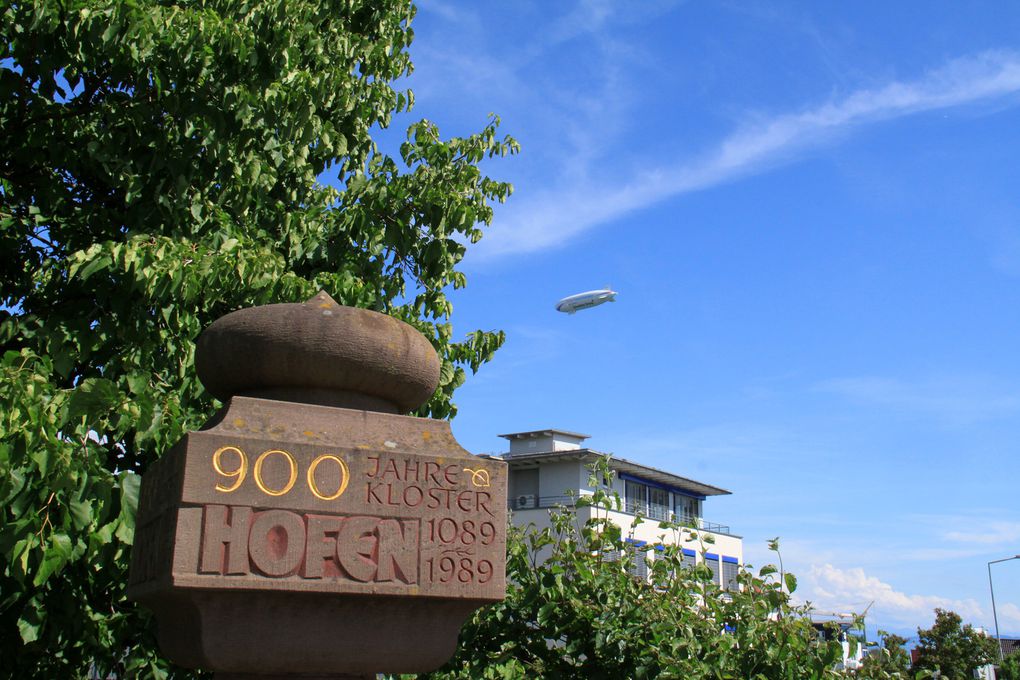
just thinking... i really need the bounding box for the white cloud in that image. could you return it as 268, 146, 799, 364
477, 50, 1020, 259
815, 375, 1020, 424
802, 563, 994, 629
544, 0, 615, 45
943, 522, 1020, 545
415, 0, 466, 23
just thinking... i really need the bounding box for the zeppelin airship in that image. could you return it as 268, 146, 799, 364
555, 288, 617, 314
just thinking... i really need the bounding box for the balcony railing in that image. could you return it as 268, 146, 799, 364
508, 495, 732, 535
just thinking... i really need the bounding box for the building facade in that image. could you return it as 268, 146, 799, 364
500, 428, 743, 589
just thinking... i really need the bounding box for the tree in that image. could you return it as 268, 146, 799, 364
409, 463, 851, 679
0, 1, 516, 676
999, 651, 1020, 680
858, 631, 910, 679
913, 608, 999, 679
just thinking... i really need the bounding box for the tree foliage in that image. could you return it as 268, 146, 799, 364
913, 608, 998, 679
858, 632, 910, 679
0, 0, 516, 676
998, 651, 1020, 680
407, 463, 862, 680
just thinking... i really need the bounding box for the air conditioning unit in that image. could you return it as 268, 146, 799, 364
515, 494, 537, 509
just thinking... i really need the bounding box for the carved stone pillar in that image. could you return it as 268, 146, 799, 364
129, 292, 506, 678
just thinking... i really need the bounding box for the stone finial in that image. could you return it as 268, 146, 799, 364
195, 292, 441, 414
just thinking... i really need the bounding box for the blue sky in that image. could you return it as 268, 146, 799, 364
388, 0, 1020, 640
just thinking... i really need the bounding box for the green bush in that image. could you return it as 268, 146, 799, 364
414, 461, 862, 679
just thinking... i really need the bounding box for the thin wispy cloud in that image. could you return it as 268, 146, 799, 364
478, 50, 1020, 259
815, 374, 1020, 424
943, 521, 1020, 545
617, 422, 822, 467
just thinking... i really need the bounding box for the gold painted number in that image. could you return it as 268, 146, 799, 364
307, 454, 350, 501
253, 449, 298, 497
212, 446, 247, 492
213, 446, 349, 501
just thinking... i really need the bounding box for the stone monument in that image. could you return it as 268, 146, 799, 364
128, 292, 507, 679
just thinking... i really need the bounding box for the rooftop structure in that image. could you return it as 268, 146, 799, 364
500, 427, 742, 588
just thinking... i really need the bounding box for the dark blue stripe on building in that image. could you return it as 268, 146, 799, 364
617, 473, 707, 500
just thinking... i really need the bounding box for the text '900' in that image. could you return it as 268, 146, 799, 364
212, 445, 350, 501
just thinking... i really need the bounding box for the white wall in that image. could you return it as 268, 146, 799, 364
506, 457, 744, 587
506, 433, 586, 455
508, 504, 743, 587
537, 461, 583, 500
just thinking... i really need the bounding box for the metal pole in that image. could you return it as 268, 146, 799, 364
987, 555, 1020, 664
989, 560, 1002, 663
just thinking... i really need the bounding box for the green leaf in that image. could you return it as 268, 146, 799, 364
125, 372, 148, 395
438, 360, 455, 386
784, 572, 797, 593
77, 254, 111, 280
33, 533, 72, 586
69, 499, 93, 530
115, 472, 141, 544
66, 378, 120, 424
17, 614, 40, 644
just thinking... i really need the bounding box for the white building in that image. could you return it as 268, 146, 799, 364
500, 428, 743, 589
810, 613, 866, 671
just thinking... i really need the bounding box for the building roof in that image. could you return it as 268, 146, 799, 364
498, 428, 591, 440
501, 448, 731, 497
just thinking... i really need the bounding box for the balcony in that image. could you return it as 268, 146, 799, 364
508, 494, 733, 535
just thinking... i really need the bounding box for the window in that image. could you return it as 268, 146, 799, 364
704, 553, 721, 585
722, 557, 739, 591
681, 548, 697, 570
626, 542, 648, 580
648, 487, 669, 520
673, 495, 701, 523
625, 480, 647, 515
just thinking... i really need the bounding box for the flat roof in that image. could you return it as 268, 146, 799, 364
502, 449, 731, 497
498, 428, 591, 440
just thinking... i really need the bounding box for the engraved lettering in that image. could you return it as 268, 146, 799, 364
437, 518, 457, 544
336, 516, 378, 582
427, 487, 449, 509
200, 504, 252, 575
307, 454, 349, 501
424, 461, 442, 486
253, 449, 298, 497
381, 458, 400, 480
402, 484, 424, 507
403, 459, 420, 483
212, 446, 247, 493
385, 483, 401, 506
375, 519, 418, 584
444, 464, 459, 486
476, 491, 494, 517
248, 510, 305, 577
367, 481, 385, 504
302, 515, 343, 578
